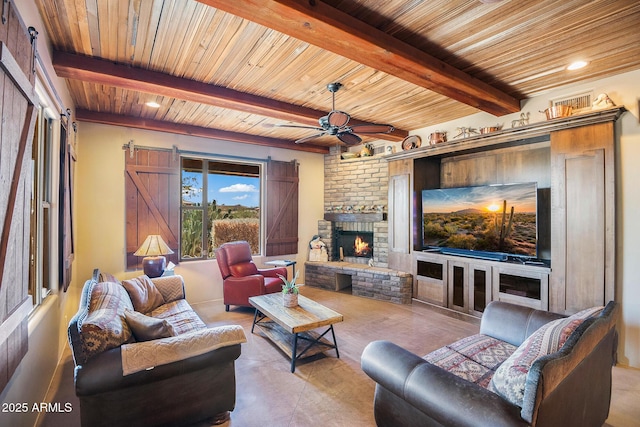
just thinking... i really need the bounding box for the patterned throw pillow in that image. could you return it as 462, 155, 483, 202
489, 306, 604, 407
121, 275, 166, 313
97, 271, 120, 284
80, 281, 134, 361
124, 310, 176, 342
150, 275, 185, 303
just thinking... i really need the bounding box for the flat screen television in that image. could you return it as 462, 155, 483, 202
422, 182, 540, 260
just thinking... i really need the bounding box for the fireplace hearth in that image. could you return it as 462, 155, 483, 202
334, 228, 374, 259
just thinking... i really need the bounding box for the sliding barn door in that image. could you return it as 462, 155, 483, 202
0, 4, 38, 392
125, 147, 180, 270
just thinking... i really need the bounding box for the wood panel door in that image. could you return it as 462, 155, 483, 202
550, 122, 615, 314
388, 159, 412, 272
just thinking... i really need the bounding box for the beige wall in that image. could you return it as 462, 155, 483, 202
73, 123, 325, 303
407, 69, 640, 369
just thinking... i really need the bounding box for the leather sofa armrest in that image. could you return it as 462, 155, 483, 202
361, 341, 528, 427
480, 301, 565, 346
258, 267, 288, 279
75, 339, 242, 396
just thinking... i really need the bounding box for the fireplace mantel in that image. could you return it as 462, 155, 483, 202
324, 212, 387, 222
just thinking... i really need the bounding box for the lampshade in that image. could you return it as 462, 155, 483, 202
134, 235, 174, 256
134, 235, 174, 278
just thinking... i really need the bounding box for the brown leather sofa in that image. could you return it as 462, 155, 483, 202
68, 270, 246, 427
216, 240, 287, 311
361, 300, 619, 427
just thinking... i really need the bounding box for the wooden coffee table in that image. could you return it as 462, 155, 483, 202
249, 293, 343, 373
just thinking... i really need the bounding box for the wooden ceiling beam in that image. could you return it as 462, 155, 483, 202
54, 51, 407, 142
196, 0, 522, 116
75, 109, 330, 154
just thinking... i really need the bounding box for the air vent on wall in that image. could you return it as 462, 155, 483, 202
373, 145, 385, 155
550, 91, 593, 114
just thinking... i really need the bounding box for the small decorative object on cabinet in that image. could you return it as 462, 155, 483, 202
428, 131, 447, 144
401, 135, 421, 150
479, 124, 502, 134
453, 127, 478, 138
541, 105, 572, 120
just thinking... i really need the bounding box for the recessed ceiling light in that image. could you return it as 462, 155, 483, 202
567, 61, 588, 71
145, 101, 161, 108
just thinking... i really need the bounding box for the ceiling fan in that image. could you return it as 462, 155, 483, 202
279, 82, 395, 145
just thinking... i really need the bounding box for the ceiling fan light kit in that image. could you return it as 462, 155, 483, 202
280, 82, 394, 145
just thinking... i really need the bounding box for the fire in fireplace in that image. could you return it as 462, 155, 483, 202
334, 228, 374, 259
354, 235, 372, 257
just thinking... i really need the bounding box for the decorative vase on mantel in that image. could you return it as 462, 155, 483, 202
283, 292, 298, 308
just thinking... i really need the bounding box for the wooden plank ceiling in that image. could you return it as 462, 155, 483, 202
35, 0, 640, 153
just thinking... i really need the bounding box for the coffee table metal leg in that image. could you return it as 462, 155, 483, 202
330, 325, 340, 358
251, 309, 262, 333
291, 333, 298, 373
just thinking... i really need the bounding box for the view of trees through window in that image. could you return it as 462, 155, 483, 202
181, 158, 261, 259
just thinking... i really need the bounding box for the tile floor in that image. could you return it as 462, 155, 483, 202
37, 286, 640, 426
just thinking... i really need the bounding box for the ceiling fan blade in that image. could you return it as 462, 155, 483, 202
327, 110, 350, 128
337, 131, 362, 145
276, 124, 325, 131
295, 132, 327, 144
349, 124, 395, 134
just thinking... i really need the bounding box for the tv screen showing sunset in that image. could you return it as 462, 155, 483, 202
422, 183, 538, 257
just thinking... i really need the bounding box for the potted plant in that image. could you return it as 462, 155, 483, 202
278, 270, 300, 307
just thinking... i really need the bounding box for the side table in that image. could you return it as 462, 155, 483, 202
264, 259, 297, 278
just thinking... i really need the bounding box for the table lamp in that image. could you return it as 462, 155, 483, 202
134, 235, 174, 278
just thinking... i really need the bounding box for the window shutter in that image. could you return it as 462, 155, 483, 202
0, 2, 38, 393
265, 159, 299, 256
59, 117, 75, 291
125, 148, 180, 270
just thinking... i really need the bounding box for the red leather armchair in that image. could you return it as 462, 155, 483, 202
216, 241, 288, 311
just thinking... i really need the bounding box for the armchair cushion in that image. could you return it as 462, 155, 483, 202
124, 310, 176, 342
490, 305, 604, 407
425, 334, 517, 388
122, 275, 166, 313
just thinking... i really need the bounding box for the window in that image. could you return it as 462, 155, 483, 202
125, 151, 298, 268
29, 104, 55, 306
181, 157, 261, 259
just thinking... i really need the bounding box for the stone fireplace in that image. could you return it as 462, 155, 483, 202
316, 146, 390, 267
303, 147, 413, 305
